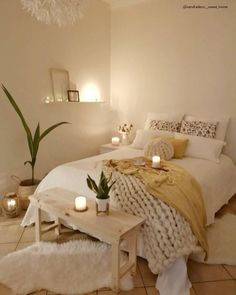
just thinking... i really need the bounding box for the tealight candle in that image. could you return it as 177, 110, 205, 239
75, 196, 87, 211
111, 137, 120, 146
152, 155, 161, 168
7, 199, 16, 211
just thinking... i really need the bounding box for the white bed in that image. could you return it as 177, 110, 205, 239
21, 145, 236, 295
22, 146, 236, 227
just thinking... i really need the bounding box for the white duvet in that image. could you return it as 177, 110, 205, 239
22, 146, 236, 227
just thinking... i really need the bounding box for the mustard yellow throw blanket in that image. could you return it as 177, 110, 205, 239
106, 157, 208, 253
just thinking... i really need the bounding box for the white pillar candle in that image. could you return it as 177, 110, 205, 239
152, 155, 161, 168
75, 196, 87, 211
7, 199, 16, 211
111, 137, 120, 146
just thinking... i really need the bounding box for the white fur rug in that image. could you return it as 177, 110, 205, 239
0, 240, 133, 295
191, 213, 236, 265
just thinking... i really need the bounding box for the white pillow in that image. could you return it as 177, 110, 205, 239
175, 133, 226, 163
132, 129, 174, 149
144, 112, 184, 130
184, 115, 229, 141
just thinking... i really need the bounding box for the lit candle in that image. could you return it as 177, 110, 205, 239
152, 155, 161, 168
75, 196, 87, 211
111, 137, 120, 146
7, 199, 16, 211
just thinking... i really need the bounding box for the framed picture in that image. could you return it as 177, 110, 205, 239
67, 90, 79, 102
50, 68, 70, 102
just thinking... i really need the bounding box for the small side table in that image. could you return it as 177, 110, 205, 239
29, 187, 145, 293
100, 143, 127, 154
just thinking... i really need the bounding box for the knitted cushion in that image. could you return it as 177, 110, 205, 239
144, 138, 174, 160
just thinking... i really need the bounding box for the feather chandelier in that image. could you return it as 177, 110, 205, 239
20, 0, 88, 27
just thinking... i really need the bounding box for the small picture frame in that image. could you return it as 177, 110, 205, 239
67, 90, 79, 102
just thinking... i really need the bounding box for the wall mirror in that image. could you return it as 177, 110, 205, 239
50, 68, 70, 102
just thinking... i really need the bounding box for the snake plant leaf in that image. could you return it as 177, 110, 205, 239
1, 84, 33, 158
98, 185, 106, 198
107, 180, 116, 194
40, 122, 70, 142
86, 178, 93, 191
87, 174, 99, 194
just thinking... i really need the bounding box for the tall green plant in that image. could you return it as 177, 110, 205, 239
1, 84, 69, 185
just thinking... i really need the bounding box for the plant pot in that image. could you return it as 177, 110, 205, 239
12, 176, 41, 210
96, 197, 109, 215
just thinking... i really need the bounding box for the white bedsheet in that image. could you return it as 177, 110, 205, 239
22, 146, 236, 227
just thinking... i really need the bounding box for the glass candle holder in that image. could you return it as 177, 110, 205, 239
1, 192, 21, 218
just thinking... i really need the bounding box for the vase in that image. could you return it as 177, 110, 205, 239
96, 197, 109, 215
121, 133, 130, 145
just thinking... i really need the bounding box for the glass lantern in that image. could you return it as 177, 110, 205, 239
1, 192, 21, 218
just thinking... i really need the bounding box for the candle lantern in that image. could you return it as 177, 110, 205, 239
1, 192, 21, 218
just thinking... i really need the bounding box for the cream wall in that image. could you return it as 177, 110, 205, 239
0, 0, 111, 193
111, 0, 236, 161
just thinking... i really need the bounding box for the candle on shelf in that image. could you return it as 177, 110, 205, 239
111, 137, 120, 146
75, 196, 87, 212
152, 155, 161, 168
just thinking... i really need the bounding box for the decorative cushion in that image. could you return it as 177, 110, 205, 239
167, 138, 189, 159
149, 120, 181, 132
131, 129, 174, 149
144, 112, 184, 130
184, 115, 229, 141
144, 138, 174, 160
175, 133, 226, 163
180, 120, 218, 138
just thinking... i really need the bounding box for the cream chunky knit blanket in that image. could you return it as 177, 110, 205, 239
104, 165, 203, 274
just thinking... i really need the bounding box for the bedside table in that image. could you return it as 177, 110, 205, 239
100, 143, 122, 154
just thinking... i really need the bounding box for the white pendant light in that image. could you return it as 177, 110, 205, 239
21, 0, 88, 27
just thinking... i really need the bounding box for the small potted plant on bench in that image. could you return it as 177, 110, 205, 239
86, 171, 115, 215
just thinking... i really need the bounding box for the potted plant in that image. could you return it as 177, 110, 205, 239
1, 84, 69, 209
86, 171, 116, 215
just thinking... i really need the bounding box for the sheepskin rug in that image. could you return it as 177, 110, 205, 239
0, 240, 133, 295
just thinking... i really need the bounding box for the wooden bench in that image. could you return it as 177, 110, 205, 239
29, 187, 145, 293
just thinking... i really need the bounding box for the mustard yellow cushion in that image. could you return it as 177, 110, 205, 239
167, 138, 189, 159
151, 135, 188, 159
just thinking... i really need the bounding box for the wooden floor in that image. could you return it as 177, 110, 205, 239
0, 195, 236, 295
